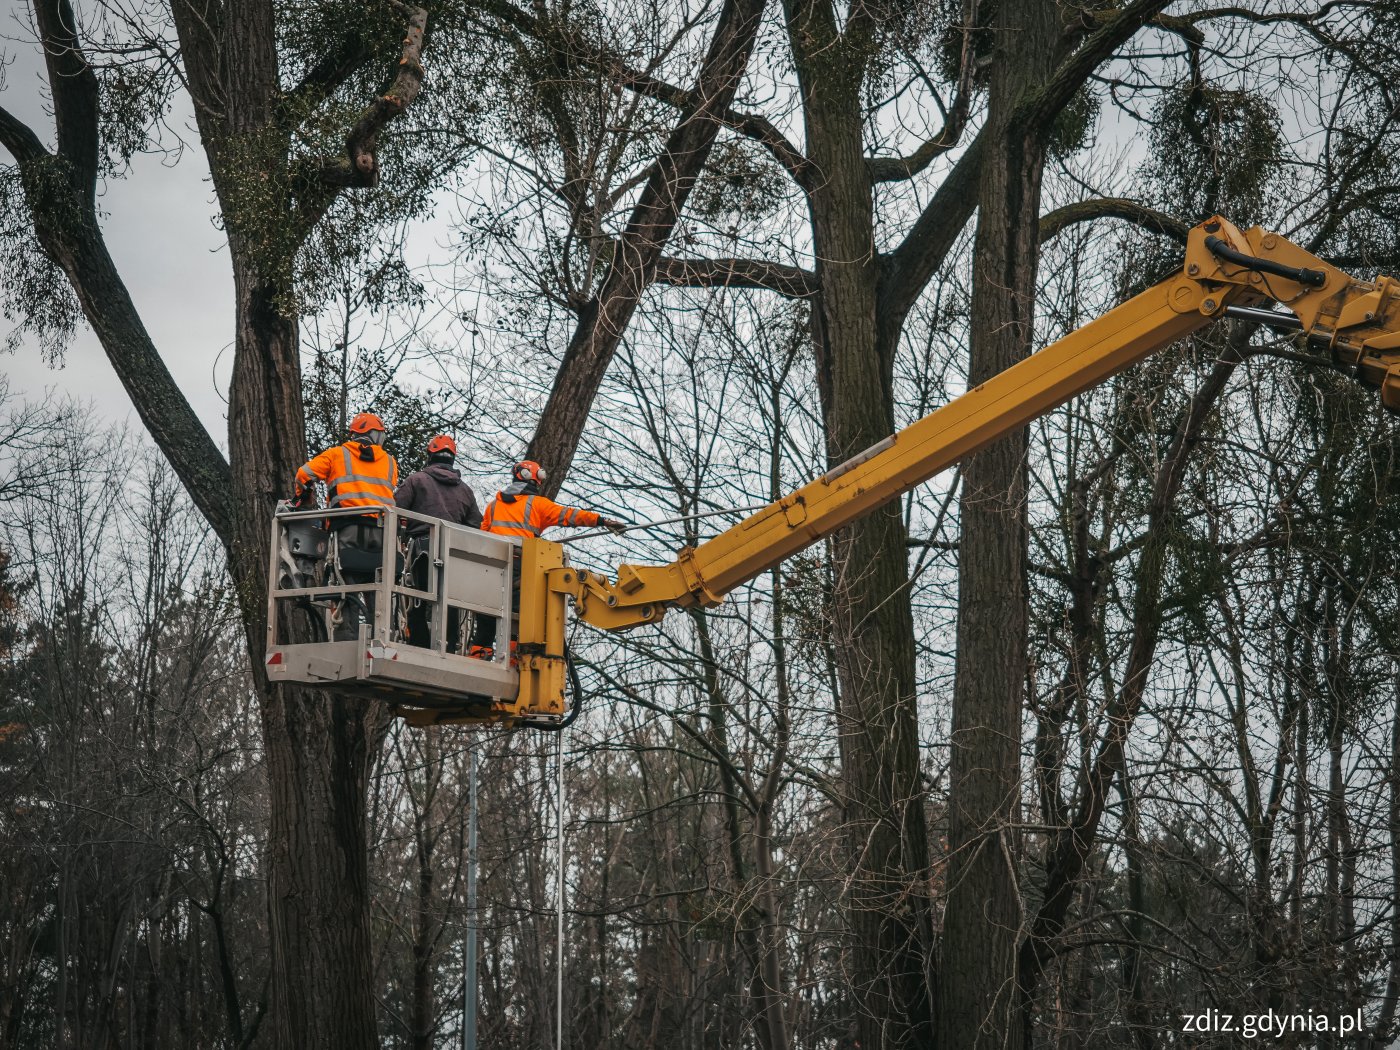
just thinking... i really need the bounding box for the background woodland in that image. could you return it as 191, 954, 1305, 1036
4, 1, 1400, 1047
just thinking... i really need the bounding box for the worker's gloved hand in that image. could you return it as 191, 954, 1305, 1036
601, 517, 630, 535
291, 486, 315, 509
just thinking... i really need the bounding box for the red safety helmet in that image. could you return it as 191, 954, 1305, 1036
349, 411, 385, 434
513, 459, 547, 483
426, 434, 457, 456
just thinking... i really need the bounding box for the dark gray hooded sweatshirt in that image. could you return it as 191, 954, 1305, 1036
394, 463, 483, 533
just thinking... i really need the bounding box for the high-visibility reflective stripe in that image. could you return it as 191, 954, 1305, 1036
334, 472, 396, 486
329, 446, 395, 501
329, 491, 394, 507
521, 496, 541, 535
332, 482, 396, 496
331, 486, 395, 502
332, 487, 393, 497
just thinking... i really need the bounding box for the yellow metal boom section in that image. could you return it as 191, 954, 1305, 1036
541, 216, 1400, 634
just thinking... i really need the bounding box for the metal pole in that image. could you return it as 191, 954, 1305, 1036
464, 738, 479, 1050
556, 729, 565, 1050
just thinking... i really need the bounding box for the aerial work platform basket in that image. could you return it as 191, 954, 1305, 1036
261, 220, 1400, 727
264, 505, 572, 728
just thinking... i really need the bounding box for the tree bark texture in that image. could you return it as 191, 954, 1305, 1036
938, 4, 1061, 1048
0, 0, 432, 1044
783, 3, 934, 1047
174, 0, 388, 1039
228, 265, 379, 1050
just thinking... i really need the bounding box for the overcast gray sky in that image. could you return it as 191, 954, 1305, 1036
2, 23, 234, 442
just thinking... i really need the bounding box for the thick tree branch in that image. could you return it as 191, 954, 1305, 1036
319, 1, 427, 187
280, 30, 378, 127
867, 125, 965, 184
525, 0, 769, 490
622, 67, 811, 185
475, 0, 811, 184
1020, 0, 1174, 133
15, 0, 236, 541
1130, 2, 1365, 46
841, 0, 883, 59
654, 254, 817, 297
1039, 197, 1189, 245
19, 187, 237, 539
0, 105, 48, 163
878, 128, 986, 337
879, 3, 1170, 344
34, 0, 100, 203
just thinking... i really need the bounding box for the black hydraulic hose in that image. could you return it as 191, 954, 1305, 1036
529, 652, 584, 733
1204, 235, 1327, 288
1223, 305, 1305, 331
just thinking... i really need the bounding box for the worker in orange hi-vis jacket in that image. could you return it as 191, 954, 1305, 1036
293, 411, 399, 510
471, 459, 627, 657
479, 459, 625, 537
292, 411, 400, 640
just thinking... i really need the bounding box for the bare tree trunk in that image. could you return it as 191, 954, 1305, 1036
227, 257, 382, 1050
407, 731, 443, 1050
781, 2, 934, 1043
0, 0, 432, 1041
932, 9, 1178, 1043
938, 5, 1059, 1046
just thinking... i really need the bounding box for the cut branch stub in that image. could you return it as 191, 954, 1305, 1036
320, 3, 427, 188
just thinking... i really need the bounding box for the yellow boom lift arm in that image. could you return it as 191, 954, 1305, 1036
498, 216, 1400, 721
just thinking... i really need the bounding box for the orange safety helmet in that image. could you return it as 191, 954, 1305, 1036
349, 411, 385, 434
426, 434, 457, 456
513, 459, 547, 483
